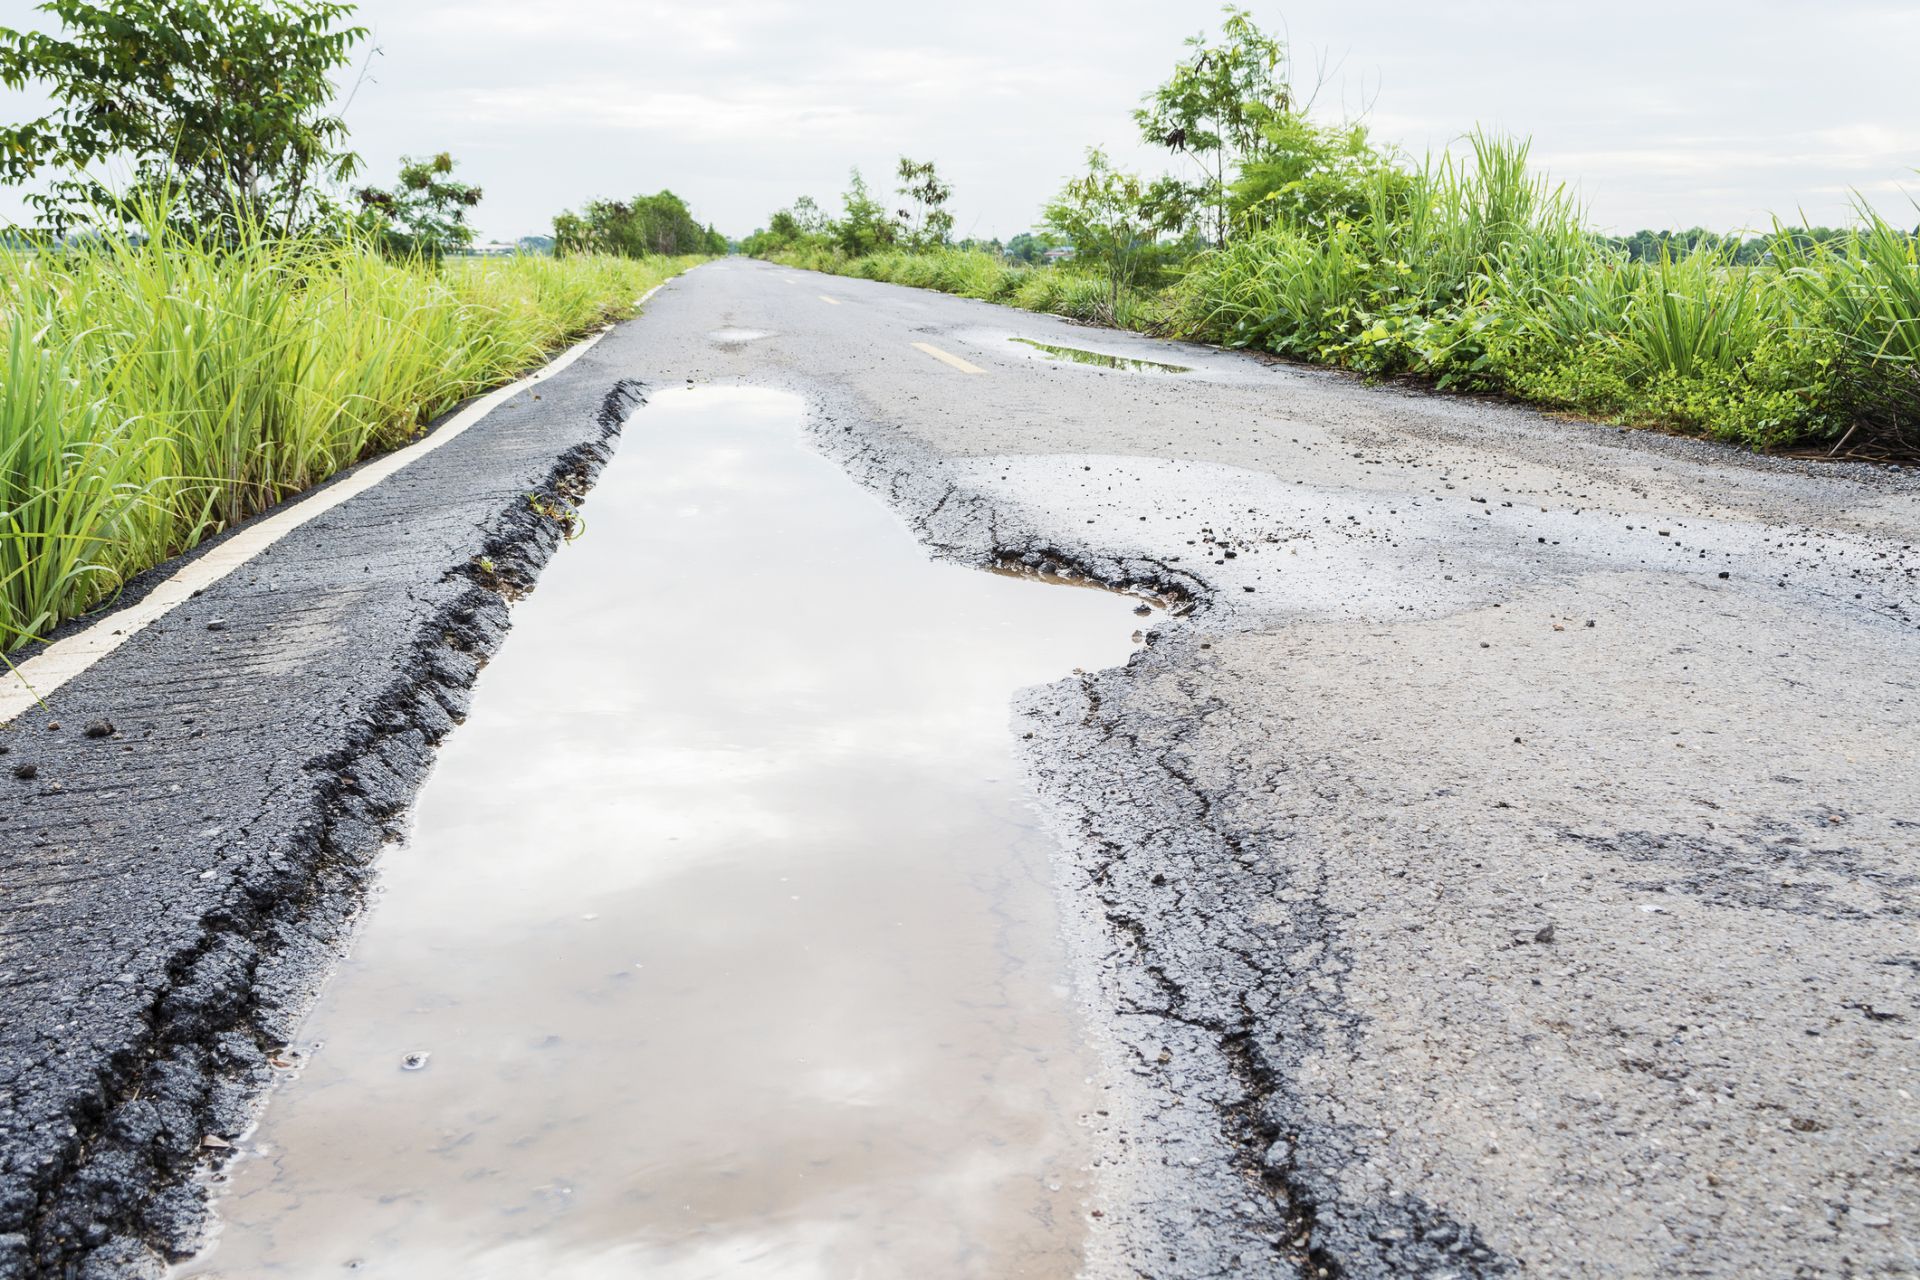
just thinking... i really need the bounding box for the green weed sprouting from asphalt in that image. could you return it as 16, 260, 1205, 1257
0, 214, 698, 651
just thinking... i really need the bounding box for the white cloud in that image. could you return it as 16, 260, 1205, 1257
459, 84, 875, 143
0, 0, 1913, 237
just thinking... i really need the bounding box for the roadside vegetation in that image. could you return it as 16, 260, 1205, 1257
555, 191, 729, 258
0, 221, 693, 651
0, 0, 713, 652
745, 7, 1918, 458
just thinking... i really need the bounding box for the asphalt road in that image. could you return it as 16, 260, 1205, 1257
4, 258, 1917, 1277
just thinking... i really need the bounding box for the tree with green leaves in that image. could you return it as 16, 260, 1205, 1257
789, 195, 828, 237
895, 157, 953, 249
1230, 114, 1408, 236
1006, 230, 1063, 264
761, 209, 802, 245
554, 190, 718, 257
834, 169, 897, 256
741, 195, 833, 256
1134, 5, 1291, 247
1043, 148, 1191, 319
354, 152, 482, 258
0, 0, 369, 238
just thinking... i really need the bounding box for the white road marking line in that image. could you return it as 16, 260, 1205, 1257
818, 295, 841, 305
0, 281, 680, 725
913, 341, 986, 374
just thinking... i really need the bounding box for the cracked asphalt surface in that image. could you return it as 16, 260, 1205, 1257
4, 257, 1918, 1277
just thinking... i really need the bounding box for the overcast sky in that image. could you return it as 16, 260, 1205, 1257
1, 0, 1915, 241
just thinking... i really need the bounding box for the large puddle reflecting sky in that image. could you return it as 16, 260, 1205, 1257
178, 387, 1147, 1279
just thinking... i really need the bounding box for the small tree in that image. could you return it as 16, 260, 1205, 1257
355, 152, 482, 258
0, 0, 369, 238
1043, 149, 1190, 320
791, 195, 829, 237
834, 169, 897, 256
743, 195, 831, 257
1134, 5, 1291, 247
1230, 116, 1408, 236
895, 157, 953, 250
763, 209, 802, 244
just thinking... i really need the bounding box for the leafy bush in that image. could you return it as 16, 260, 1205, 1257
1042, 148, 1193, 322
1169, 132, 1907, 449
355, 152, 484, 258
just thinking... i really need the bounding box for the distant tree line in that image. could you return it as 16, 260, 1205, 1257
554, 192, 727, 258
1603, 225, 1864, 265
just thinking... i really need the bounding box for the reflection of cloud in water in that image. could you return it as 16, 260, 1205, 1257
362, 1223, 851, 1280
185, 388, 1130, 1279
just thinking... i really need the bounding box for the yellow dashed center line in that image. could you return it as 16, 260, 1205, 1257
912, 341, 986, 374
818, 295, 841, 305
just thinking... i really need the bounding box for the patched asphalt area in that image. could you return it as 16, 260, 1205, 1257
0, 296, 677, 1277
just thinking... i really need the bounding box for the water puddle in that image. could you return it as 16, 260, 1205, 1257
707, 327, 774, 345
988, 561, 1195, 621
1009, 337, 1190, 374
177, 387, 1148, 1279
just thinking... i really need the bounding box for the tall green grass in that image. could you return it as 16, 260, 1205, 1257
0, 222, 698, 651
1181, 144, 1917, 448
773, 136, 1917, 453
1774, 210, 1920, 449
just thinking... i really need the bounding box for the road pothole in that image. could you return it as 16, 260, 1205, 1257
1010, 336, 1191, 374
176, 386, 1149, 1279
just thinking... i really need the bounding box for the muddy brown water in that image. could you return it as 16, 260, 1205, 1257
176, 387, 1148, 1278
